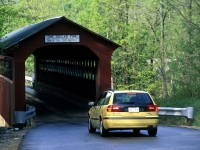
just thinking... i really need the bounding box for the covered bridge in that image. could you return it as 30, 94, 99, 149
0, 16, 120, 126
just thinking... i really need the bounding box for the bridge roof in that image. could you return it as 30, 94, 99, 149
0, 16, 120, 50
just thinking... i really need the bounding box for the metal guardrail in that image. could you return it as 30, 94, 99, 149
14, 105, 36, 124
158, 107, 194, 119
25, 76, 35, 87
25, 76, 35, 82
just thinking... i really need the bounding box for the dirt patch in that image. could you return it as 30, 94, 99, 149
0, 126, 33, 150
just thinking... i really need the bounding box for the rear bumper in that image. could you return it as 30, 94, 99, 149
102, 116, 159, 130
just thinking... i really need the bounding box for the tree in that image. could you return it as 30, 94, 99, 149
1, 0, 200, 100
164, 0, 200, 98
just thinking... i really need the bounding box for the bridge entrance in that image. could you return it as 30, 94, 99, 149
34, 45, 98, 102
0, 16, 120, 126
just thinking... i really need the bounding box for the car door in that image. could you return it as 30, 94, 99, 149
94, 92, 112, 127
93, 92, 107, 127
89, 93, 103, 126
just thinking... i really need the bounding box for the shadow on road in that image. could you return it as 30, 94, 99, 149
25, 86, 88, 124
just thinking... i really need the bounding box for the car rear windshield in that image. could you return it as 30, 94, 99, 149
113, 93, 153, 104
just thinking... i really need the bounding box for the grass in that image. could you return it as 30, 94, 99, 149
155, 98, 200, 127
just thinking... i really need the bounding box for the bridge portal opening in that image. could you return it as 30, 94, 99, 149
33, 45, 99, 101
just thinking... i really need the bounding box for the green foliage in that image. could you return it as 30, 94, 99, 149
25, 54, 34, 77
0, 0, 200, 105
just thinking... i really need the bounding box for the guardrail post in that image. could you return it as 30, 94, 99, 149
186, 107, 194, 126
187, 107, 194, 119
25, 104, 36, 127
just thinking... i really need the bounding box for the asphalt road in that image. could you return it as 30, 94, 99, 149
18, 87, 200, 150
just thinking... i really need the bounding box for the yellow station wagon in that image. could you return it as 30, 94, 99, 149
88, 89, 159, 137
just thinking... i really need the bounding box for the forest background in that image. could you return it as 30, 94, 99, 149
0, 0, 200, 126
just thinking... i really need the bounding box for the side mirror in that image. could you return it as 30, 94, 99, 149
88, 102, 95, 106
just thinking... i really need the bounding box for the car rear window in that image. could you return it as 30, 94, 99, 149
113, 93, 152, 104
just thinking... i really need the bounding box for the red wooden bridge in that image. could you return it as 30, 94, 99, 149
0, 16, 120, 127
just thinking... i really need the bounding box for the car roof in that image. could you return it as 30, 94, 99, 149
105, 89, 148, 94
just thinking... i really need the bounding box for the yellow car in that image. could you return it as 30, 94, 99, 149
88, 89, 159, 137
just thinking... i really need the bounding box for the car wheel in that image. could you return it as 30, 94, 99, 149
148, 127, 157, 136
99, 119, 107, 137
88, 117, 96, 133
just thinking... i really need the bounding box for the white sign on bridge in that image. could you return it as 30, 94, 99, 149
45, 35, 80, 43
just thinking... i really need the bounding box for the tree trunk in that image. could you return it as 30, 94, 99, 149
160, 0, 168, 100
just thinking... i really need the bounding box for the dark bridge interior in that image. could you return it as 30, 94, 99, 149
33, 45, 99, 101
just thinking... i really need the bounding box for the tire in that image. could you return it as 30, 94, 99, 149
99, 119, 108, 137
148, 127, 157, 136
88, 117, 96, 133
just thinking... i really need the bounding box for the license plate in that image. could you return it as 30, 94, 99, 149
128, 107, 139, 112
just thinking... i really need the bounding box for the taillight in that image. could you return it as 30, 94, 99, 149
147, 104, 158, 112
107, 105, 121, 112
